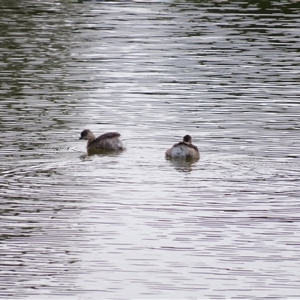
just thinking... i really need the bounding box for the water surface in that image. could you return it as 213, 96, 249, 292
0, 0, 300, 299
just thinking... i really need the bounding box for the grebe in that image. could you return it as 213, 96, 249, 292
165, 135, 199, 159
79, 129, 124, 151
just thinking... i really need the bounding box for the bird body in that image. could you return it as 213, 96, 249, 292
165, 135, 199, 160
79, 129, 124, 151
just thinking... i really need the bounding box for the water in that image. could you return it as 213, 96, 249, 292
1, 0, 300, 299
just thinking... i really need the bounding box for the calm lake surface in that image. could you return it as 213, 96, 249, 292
1, 0, 300, 299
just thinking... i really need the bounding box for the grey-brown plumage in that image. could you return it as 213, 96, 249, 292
79, 129, 124, 150
165, 135, 199, 159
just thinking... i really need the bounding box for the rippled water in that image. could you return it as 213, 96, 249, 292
1, 0, 300, 299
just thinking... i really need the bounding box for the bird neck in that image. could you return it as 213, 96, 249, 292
87, 134, 96, 147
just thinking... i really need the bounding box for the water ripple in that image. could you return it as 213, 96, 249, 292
0, 1, 300, 299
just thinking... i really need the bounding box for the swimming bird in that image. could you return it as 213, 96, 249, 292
79, 129, 124, 151
165, 135, 199, 160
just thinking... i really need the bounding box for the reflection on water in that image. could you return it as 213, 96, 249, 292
0, 0, 300, 299
84, 148, 125, 157
167, 158, 198, 173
